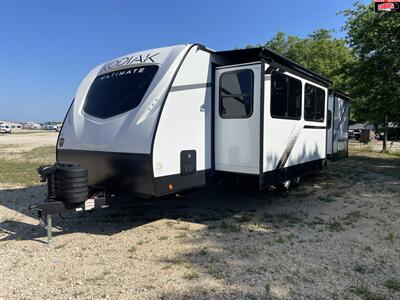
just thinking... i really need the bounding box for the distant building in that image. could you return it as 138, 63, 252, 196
0, 120, 23, 132
22, 121, 41, 130
349, 123, 375, 131
349, 123, 375, 141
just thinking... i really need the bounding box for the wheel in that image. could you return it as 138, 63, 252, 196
291, 177, 300, 187
275, 179, 291, 192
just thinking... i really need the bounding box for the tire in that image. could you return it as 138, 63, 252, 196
291, 177, 301, 187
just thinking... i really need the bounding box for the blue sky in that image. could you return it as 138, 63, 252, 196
0, 0, 368, 122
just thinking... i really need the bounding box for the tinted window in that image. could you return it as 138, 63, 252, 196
271, 72, 302, 119
304, 83, 325, 122
219, 70, 253, 118
83, 65, 158, 119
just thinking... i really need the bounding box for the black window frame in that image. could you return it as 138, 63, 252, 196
219, 69, 254, 119
304, 83, 326, 123
270, 71, 302, 120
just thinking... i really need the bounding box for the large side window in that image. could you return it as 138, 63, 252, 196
271, 71, 302, 119
219, 69, 253, 118
304, 83, 325, 122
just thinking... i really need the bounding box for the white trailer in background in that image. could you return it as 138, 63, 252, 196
327, 91, 350, 160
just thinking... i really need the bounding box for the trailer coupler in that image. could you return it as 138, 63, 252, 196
29, 195, 109, 244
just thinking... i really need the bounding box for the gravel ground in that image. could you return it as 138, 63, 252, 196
0, 135, 399, 299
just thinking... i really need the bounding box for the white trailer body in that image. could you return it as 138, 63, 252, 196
57, 44, 333, 197
327, 91, 350, 160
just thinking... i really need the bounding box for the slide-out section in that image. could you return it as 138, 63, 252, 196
261, 65, 328, 188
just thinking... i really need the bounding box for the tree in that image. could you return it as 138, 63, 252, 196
343, 1, 400, 151
263, 29, 356, 91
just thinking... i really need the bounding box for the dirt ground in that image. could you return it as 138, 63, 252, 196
349, 139, 400, 154
0, 131, 57, 152
0, 133, 399, 299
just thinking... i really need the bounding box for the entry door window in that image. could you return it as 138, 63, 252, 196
219, 69, 254, 118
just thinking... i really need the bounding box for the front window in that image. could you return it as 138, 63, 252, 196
83, 65, 159, 119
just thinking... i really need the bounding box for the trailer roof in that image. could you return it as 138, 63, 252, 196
329, 89, 351, 101
215, 47, 332, 87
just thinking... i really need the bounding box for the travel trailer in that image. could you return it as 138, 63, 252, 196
0, 124, 11, 134
33, 44, 350, 242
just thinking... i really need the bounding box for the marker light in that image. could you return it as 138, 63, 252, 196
58, 138, 65, 148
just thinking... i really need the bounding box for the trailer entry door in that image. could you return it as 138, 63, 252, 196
214, 64, 261, 174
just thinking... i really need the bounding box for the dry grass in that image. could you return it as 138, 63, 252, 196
0, 145, 55, 187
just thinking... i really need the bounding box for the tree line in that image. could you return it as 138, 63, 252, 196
244, 2, 399, 151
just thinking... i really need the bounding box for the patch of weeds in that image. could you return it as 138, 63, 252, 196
73, 291, 84, 297
326, 219, 345, 232
165, 220, 175, 227
235, 212, 253, 223
342, 210, 362, 225
128, 246, 136, 253
246, 222, 273, 233
318, 195, 336, 203
206, 265, 224, 279
353, 263, 367, 274
177, 223, 190, 230
364, 246, 373, 252
384, 232, 395, 243
158, 235, 169, 241
54, 242, 68, 250
350, 285, 383, 300
144, 284, 155, 290
264, 212, 302, 228
264, 282, 273, 299
385, 278, 400, 292
183, 270, 199, 280
207, 223, 217, 230
175, 232, 188, 239
85, 276, 103, 284
275, 235, 285, 243
219, 221, 240, 232
0, 146, 55, 186
199, 248, 208, 256
161, 264, 172, 270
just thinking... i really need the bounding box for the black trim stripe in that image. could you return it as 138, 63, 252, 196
170, 82, 212, 92
275, 127, 302, 170
304, 125, 326, 129
56, 99, 74, 163
275, 122, 327, 170
259, 60, 265, 189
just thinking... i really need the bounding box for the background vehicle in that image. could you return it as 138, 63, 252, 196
0, 124, 12, 134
